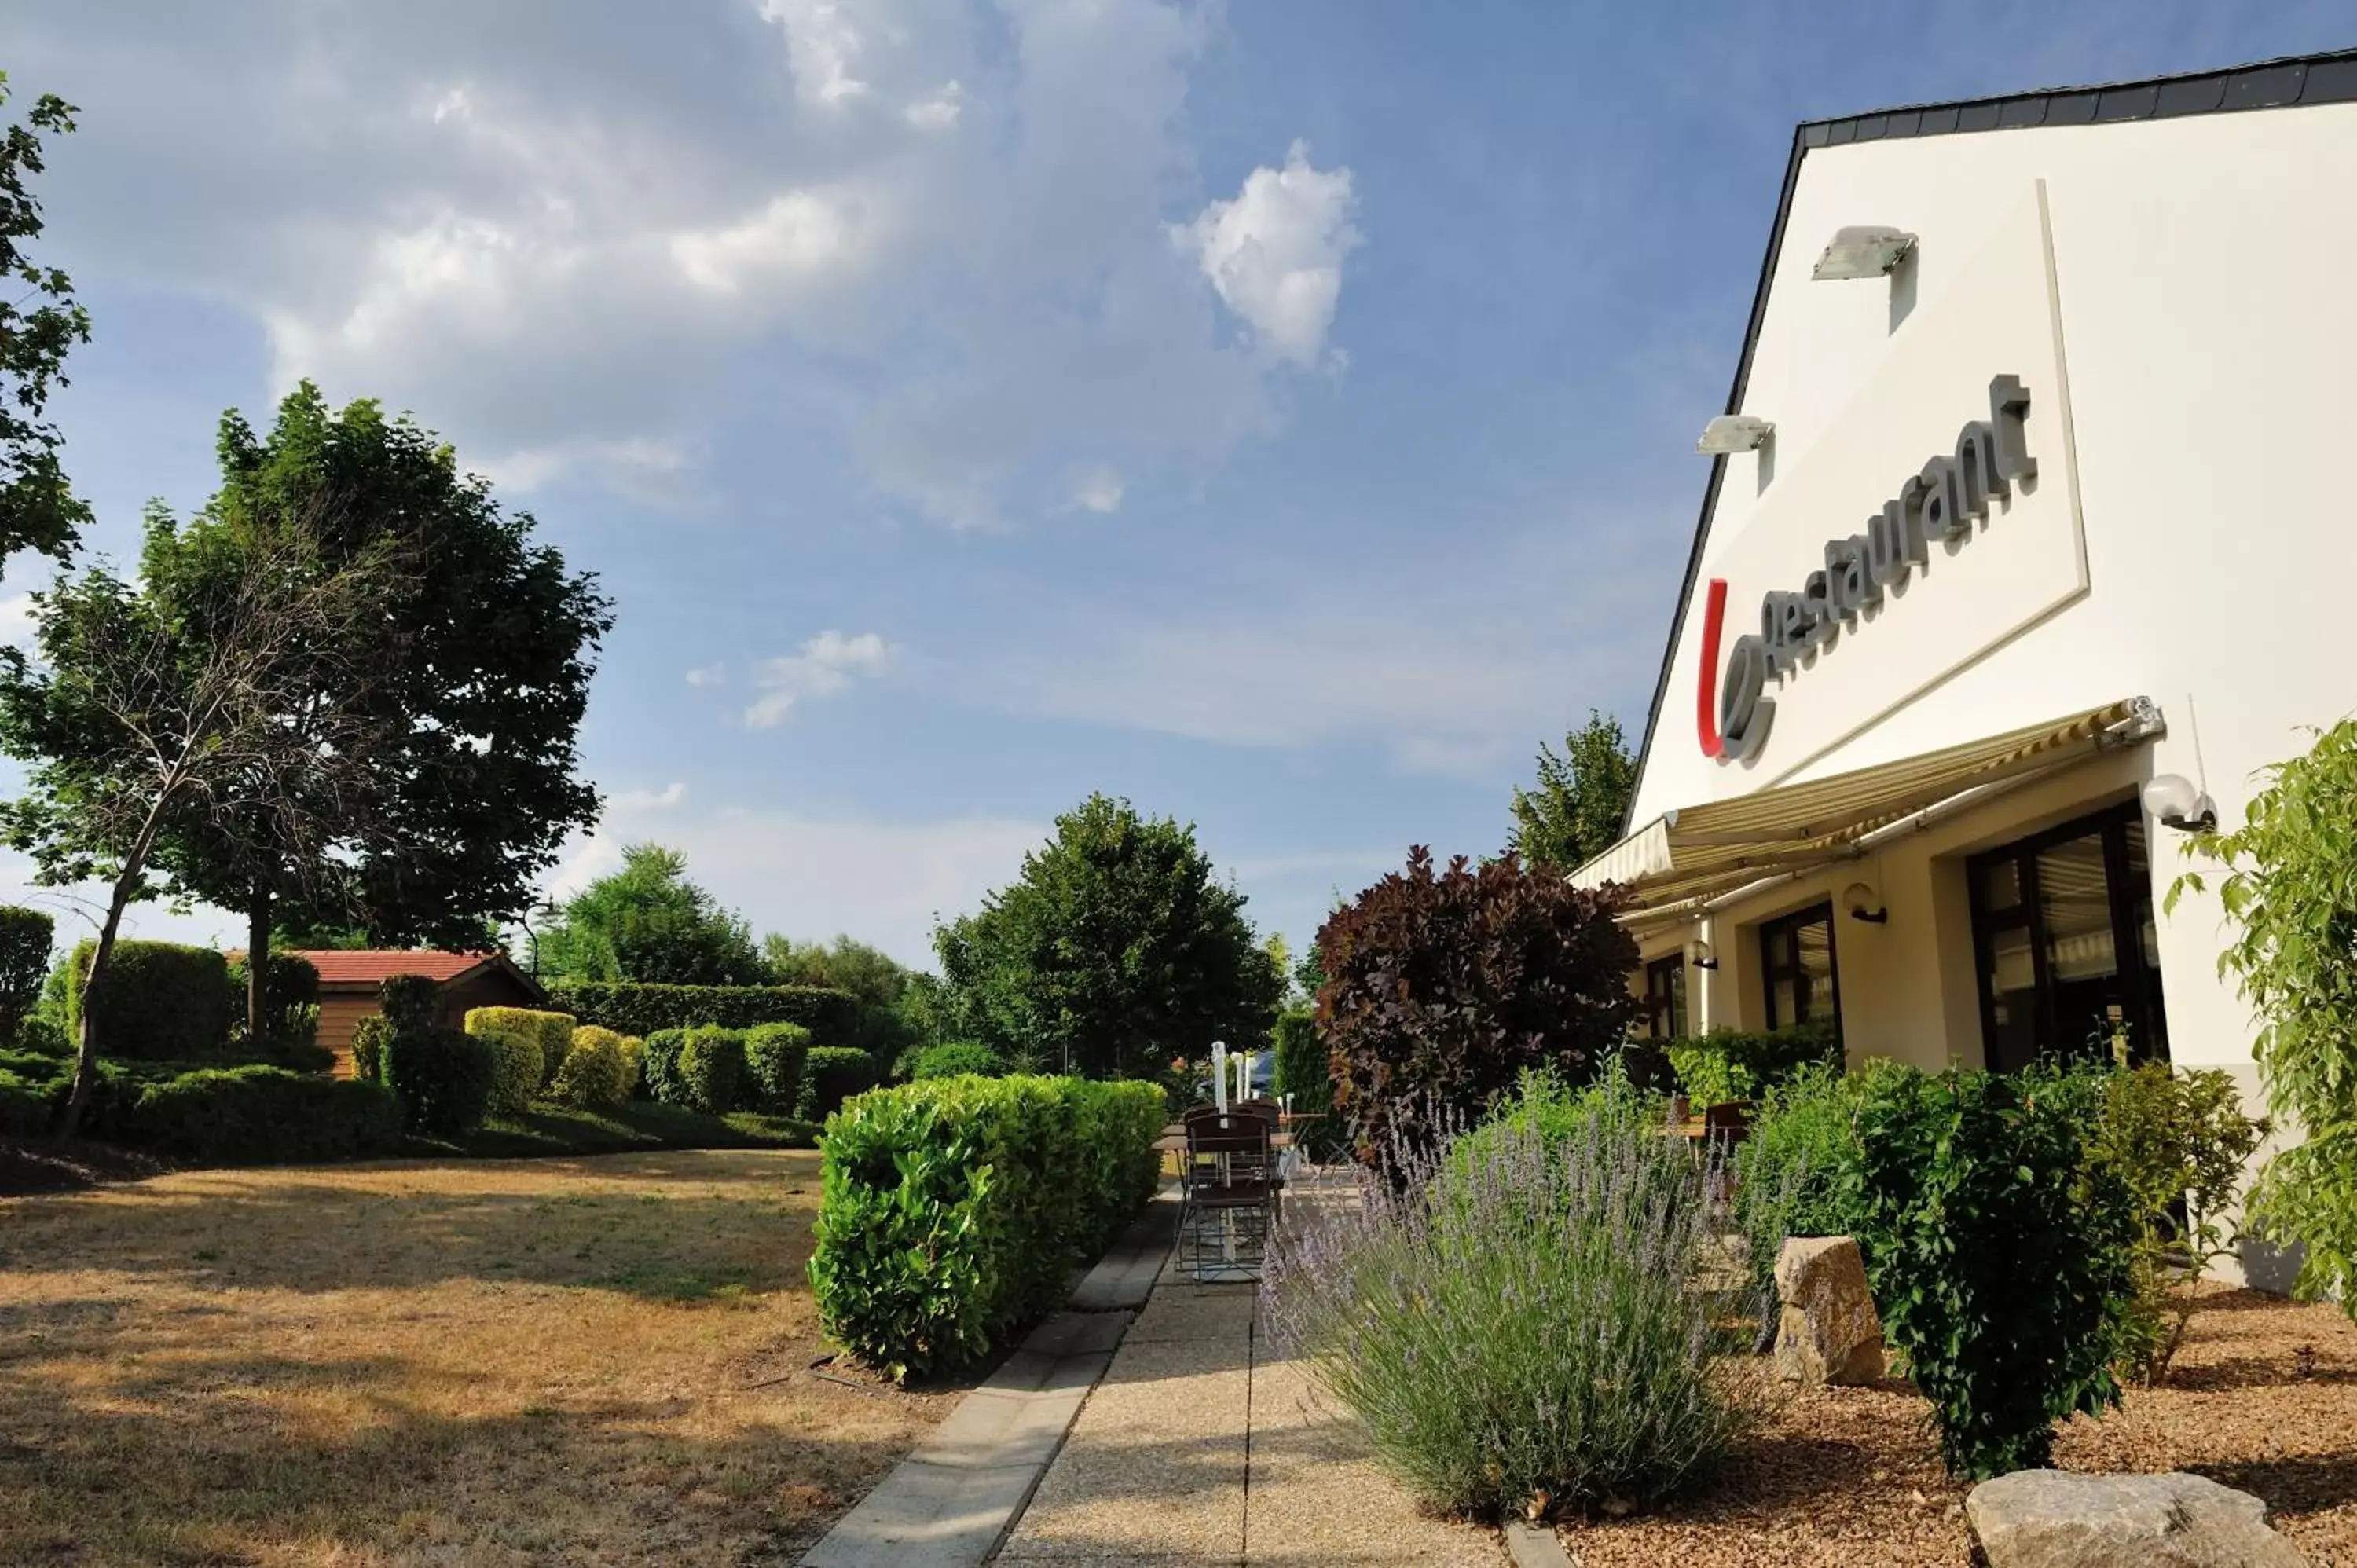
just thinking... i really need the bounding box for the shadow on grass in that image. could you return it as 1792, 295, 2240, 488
0, 1156, 824, 1300
0, 1346, 922, 1566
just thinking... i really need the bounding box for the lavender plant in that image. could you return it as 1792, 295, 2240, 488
1263, 1079, 1756, 1521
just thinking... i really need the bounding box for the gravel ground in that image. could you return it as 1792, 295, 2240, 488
1556, 1287, 2357, 1567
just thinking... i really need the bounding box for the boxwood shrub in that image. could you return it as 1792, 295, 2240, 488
551, 1025, 639, 1109
0, 905, 54, 1039
796, 1046, 882, 1122
641, 1025, 745, 1113
382, 1026, 497, 1138
1665, 1020, 1841, 1107
467, 1006, 575, 1089
810, 1074, 1166, 1379
64, 939, 232, 1060
128, 1065, 404, 1165
911, 1042, 1003, 1081
225, 951, 322, 1044
475, 1028, 544, 1119
379, 973, 441, 1033
743, 1022, 812, 1109
350, 1015, 393, 1083
544, 980, 857, 1042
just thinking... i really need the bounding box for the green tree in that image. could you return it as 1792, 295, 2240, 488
764, 933, 911, 1006
2172, 719, 2357, 1321
141, 385, 611, 1035
541, 843, 764, 986
934, 793, 1282, 1077
1508, 710, 1637, 870
0, 76, 91, 573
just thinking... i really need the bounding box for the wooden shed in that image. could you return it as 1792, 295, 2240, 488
294, 951, 548, 1078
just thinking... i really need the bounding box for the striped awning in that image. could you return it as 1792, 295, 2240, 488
1571, 698, 2162, 920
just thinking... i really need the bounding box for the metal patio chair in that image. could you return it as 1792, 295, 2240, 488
1175, 1108, 1277, 1283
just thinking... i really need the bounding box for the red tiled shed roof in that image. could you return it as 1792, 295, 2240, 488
292, 951, 499, 987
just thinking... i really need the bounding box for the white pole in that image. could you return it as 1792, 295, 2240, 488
1211, 1040, 1228, 1111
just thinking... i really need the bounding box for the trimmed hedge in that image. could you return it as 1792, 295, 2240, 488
743, 1022, 812, 1110
547, 980, 858, 1043
467, 1006, 576, 1089
0, 905, 54, 1038
796, 1046, 882, 1122
642, 1026, 746, 1114
551, 1025, 639, 1109
911, 1042, 1003, 1081
383, 1026, 497, 1138
128, 1066, 404, 1165
810, 1074, 1167, 1379
477, 1028, 544, 1118
65, 939, 232, 1060
379, 973, 440, 1033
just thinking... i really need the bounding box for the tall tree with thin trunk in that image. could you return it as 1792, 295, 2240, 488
1508, 710, 1637, 871
0, 524, 399, 1134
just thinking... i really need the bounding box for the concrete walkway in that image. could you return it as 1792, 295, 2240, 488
995, 1179, 1505, 1567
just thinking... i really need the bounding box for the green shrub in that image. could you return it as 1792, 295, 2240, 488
477, 1028, 544, 1119
128, 1066, 403, 1165
642, 1026, 745, 1113
809, 1074, 1165, 1379
242, 1028, 335, 1074
911, 1042, 1002, 1080
550, 1025, 637, 1109
544, 980, 857, 1042
64, 939, 233, 1060
1844, 1064, 2137, 1478
1666, 1020, 1840, 1106
0, 1067, 46, 1138
1317, 848, 1638, 1167
0, 905, 54, 1039
796, 1046, 882, 1121
2087, 1063, 2268, 1383
1270, 1006, 1340, 1156
350, 1015, 393, 1083
225, 951, 321, 1045
378, 973, 440, 1034
2176, 718, 2357, 1318
466, 1006, 575, 1089
743, 1022, 812, 1108
382, 1026, 497, 1138
1266, 1074, 1755, 1520
14, 1011, 69, 1057
1733, 1062, 1883, 1330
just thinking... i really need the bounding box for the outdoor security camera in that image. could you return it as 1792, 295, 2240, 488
2142, 774, 2217, 833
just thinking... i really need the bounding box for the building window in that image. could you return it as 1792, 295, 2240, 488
1968, 800, 2168, 1073
1760, 902, 1839, 1040
1639, 954, 1688, 1040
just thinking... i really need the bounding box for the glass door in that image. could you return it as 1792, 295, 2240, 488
1968, 801, 2168, 1072
1759, 902, 1840, 1046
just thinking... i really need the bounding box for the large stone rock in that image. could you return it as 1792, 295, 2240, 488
1967, 1470, 2309, 1568
1772, 1235, 1884, 1387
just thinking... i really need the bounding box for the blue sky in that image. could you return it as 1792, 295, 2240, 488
2, 2, 2347, 966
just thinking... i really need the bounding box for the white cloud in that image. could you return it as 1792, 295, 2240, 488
612, 781, 689, 810
745, 629, 897, 729
684, 663, 726, 687
1071, 467, 1125, 514
16, 2, 1362, 518
545, 797, 1046, 965
0, 593, 38, 654
1186, 142, 1362, 368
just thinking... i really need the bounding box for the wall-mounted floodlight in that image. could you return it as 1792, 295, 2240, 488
1695, 415, 1774, 455
1811, 225, 1917, 280
2142, 774, 2217, 833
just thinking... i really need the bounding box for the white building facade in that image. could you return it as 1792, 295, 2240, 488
1582, 51, 2357, 1280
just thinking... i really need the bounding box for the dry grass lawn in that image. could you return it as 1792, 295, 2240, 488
0, 1150, 964, 1567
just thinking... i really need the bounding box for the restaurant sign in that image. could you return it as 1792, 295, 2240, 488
1698, 374, 2039, 762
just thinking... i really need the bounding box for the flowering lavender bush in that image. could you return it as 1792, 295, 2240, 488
1263, 1079, 1755, 1520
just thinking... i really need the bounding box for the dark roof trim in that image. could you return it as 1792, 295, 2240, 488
1623, 47, 2357, 831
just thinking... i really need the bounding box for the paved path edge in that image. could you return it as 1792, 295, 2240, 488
1503, 1521, 1578, 1568
797, 1188, 1180, 1568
